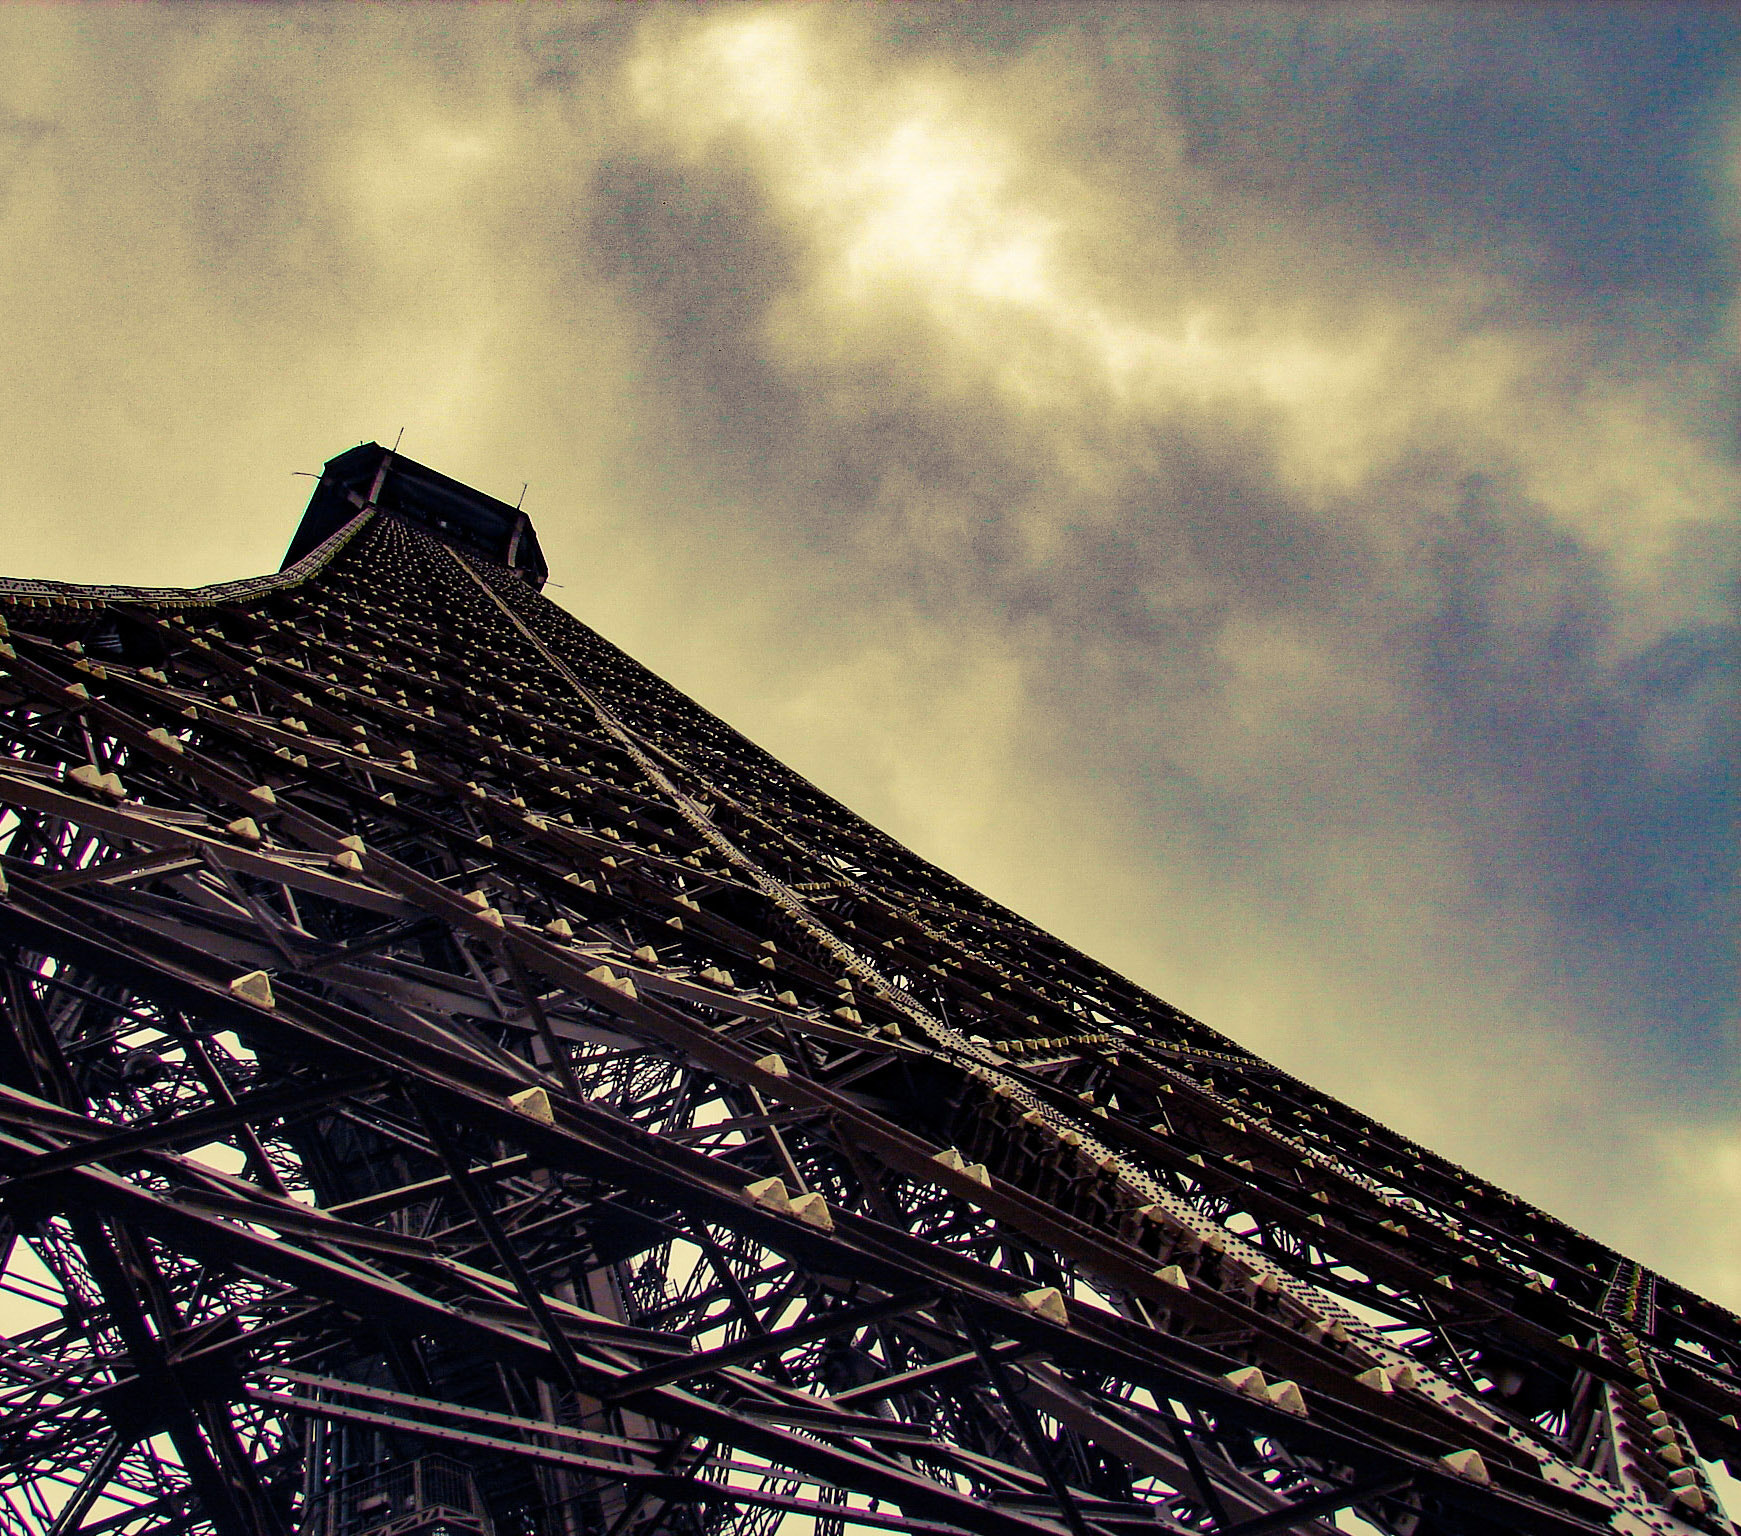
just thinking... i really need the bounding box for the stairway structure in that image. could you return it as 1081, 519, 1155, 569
0, 444, 1735, 1536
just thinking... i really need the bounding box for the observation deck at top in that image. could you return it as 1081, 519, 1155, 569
283, 441, 549, 591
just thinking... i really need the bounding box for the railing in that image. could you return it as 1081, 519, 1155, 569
301, 1455, 493, 1536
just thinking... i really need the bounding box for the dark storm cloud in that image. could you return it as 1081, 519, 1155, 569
0, 3, 1734, 1295
586, 152, 814, 488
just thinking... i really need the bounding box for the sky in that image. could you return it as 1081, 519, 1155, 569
0, 5, 1736, 1303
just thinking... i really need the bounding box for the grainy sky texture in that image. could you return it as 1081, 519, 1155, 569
1, 6, 1736, 1299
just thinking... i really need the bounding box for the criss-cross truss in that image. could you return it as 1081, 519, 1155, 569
0, 447, 1736, 1536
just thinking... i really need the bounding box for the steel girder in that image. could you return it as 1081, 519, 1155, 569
0, 474, 1734, 1536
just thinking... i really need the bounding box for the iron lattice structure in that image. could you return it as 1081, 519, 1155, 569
0, 444, 1736, 1536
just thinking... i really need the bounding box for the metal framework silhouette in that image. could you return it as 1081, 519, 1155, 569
0, 444, 1735, 1536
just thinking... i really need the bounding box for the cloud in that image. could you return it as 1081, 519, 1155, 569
0, 4, 1733, 1300
610, 6, 1739, 1287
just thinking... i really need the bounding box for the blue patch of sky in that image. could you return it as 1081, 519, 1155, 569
1165, 8, 1740, 347
1412, 473, 1736, 1077
1153, 9, 1741, 1070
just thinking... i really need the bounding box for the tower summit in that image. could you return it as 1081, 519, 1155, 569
0, 449, 1735, 1536
284, 443, 549, 589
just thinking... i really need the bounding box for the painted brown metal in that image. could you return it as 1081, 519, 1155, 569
0, 455, 1734, 1536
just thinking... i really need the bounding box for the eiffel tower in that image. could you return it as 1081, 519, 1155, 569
0, 443, 1735, 1536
